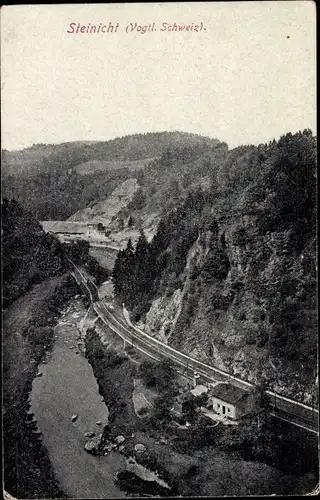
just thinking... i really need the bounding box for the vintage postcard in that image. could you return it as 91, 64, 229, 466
1, 2, 318, 498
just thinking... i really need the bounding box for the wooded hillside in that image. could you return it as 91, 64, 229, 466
2, 132, 222, 220
112, 130, 317, 399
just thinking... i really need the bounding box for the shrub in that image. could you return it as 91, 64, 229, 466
139, 359, 177, 394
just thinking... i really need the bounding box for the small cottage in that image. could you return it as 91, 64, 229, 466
210, 383, 251, 420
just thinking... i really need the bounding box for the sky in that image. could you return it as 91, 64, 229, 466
1, 2, 316, 151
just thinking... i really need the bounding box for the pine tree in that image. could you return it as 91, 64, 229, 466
135, 230, 148, 263
122, 238, 135, 304
113, 238, 136, 304
133, 231, 151, 300
112, 249, 125, 298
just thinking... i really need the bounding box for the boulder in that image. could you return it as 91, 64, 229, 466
84, 435, 102, 454
115, 435, 125, 445
96, 421, 102, 426
84, 432, 95, 438
134, 443, 147, 454
84, 441, 98, 453
103, 441, 113, 452
71, 414, 78, 422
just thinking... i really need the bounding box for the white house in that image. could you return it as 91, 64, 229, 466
210, 383, 251, 420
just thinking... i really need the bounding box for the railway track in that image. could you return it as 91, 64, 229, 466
69, 260, 319, 435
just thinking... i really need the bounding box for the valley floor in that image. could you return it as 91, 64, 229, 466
3, 275, 317, 498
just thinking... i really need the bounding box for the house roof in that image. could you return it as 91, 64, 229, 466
190, 385, 208, 397
210, 383, 249, 406
41, 221, 87, 234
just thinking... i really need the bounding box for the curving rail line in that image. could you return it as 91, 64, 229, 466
69, 259, 319, 434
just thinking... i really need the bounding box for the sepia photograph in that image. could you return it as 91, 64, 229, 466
1, 2, 318, 498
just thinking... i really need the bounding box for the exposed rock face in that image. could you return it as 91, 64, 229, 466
125, 457, 171, 490
68, 179, 139, 224
139, 216, 316, 403
138, 289, 183, 344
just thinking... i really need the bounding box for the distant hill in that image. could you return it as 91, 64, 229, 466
1, 132, 220, 177
74, 158, 153, 175
2, 131, 224, 220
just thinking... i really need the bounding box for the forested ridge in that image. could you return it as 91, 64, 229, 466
2, 132, 220, 219
112, 130, 317, 398
2, 199, 68, 306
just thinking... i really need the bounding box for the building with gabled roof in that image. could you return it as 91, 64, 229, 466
210, 383, 252, 420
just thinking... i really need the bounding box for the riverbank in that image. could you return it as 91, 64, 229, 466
84, 328, 177, 496
31, 299, 127, 498
85, 327, 138, 437
3, 274, 77, 498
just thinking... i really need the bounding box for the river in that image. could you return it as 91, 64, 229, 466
30, 298, 126, 498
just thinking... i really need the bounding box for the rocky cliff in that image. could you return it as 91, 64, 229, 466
139, 213, 316, 403
120, 131, 317, 404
